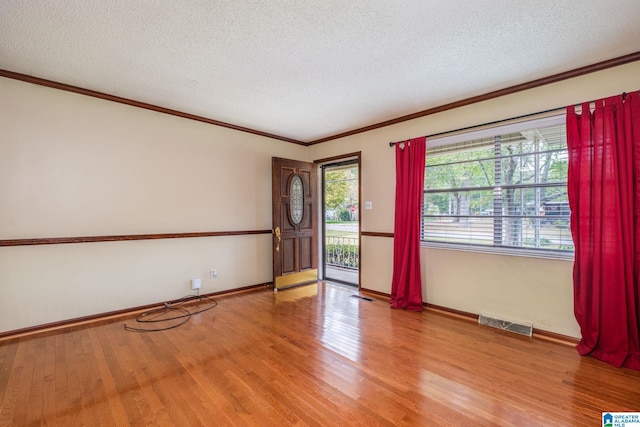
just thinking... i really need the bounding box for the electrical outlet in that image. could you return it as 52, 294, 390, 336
210, 269, 218, 279
191, 278, 201, 290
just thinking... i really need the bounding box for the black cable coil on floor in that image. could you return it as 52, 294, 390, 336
124, 294, 218, 332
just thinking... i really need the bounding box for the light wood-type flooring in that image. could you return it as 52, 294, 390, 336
1, 282, 639, 426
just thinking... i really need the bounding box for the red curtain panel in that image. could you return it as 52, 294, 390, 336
390, 136, 426, 311
566, 92, 640, 370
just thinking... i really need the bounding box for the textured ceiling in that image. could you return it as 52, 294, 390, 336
2, 1, 640, 143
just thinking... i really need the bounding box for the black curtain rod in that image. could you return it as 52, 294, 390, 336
389, 91, 630, 147
389, 106, 563, 147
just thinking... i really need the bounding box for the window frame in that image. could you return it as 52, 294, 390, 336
421, 114, 574, 260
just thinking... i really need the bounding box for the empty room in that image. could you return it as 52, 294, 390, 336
2, 1, 640, 426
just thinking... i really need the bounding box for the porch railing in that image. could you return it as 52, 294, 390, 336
325, 236, 359, 270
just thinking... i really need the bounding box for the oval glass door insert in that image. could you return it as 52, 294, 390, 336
289, 175, 304, 225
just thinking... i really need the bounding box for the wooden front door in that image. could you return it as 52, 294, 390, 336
272, 157, 318, 290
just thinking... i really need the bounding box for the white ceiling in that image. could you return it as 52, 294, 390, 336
2, 1, 640, 143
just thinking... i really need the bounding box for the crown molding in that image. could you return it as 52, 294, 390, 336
0, 69, 306, 146
307, 51, 640, 145
3, 50, 639, 146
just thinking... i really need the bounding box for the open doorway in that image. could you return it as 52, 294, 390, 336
321, 159, 359, 287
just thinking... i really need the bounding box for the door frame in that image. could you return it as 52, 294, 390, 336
313, 152, 362, 289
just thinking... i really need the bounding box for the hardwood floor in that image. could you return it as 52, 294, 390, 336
1, 282, 639, 426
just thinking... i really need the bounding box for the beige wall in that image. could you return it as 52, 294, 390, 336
309, 60, 640, 338
2, 61, 639, 336
0, 77, 305, 333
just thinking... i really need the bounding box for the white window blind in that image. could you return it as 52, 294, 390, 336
422, 115, 573, 257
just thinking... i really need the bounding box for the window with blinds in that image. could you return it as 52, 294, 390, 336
422, 115, 573, 257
